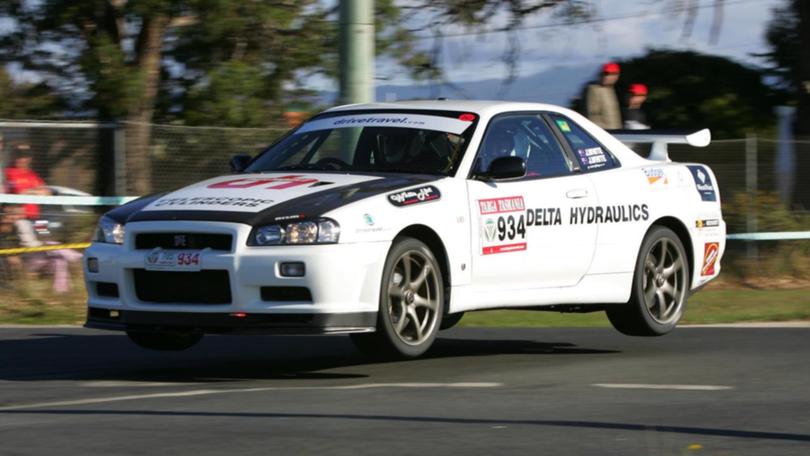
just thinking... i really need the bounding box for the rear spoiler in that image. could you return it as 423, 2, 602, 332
608, 128, 712, 161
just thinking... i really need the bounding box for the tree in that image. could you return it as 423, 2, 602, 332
0, 0, 589, 194
761, 0, 810, 209
0, 68, 63, 119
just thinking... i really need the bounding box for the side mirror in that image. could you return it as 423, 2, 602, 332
485, 156, 526, 180
229, 154, 252, 173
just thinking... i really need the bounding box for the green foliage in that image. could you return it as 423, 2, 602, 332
0, 68, 63, 118
614, 50, 783, 138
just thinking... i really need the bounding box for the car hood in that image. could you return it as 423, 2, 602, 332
123, 172, 440, 226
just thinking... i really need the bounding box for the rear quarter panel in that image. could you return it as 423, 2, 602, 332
586, 161, 725, 291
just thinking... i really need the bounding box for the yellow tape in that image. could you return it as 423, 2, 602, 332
0, 242, 91, 255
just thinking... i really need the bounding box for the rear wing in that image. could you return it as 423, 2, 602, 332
608, 129, 711, 161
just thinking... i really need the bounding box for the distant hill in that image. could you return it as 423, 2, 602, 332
374, 63, 597, 106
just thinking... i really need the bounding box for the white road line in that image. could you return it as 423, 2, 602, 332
0, 382, 502, 411
592, 383, 733, 391
79, 381, 196, 388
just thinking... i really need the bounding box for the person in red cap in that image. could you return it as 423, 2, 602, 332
624, 83, 650, 129
585, 62, 622, 130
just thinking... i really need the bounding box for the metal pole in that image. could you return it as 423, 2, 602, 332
745, 133, 758, 259
114, 124, 127, 196
339, 0, 375, 104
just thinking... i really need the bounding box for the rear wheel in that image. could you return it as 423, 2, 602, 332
126, 330, 203, 351
351, 237, 443, 358
606, 226, 689, 336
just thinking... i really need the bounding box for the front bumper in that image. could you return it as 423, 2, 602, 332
85, 308, 376, 335
83, 220, 389, 334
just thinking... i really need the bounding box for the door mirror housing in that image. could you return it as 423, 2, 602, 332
229, 154, 252, 173
484, 156, 526, 180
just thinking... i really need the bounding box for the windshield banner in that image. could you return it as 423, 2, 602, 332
297, 113, 473, 135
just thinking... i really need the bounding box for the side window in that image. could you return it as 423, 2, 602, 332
550, 114, 619, 172
475, 114, 574, 178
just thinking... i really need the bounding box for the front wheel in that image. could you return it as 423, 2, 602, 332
606, 226, 689, 336
351, 237, 444, 358
126, 330, 203, 351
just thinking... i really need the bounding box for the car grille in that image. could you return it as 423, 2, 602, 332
133, 269, 232, 304
135, 233, 233, 251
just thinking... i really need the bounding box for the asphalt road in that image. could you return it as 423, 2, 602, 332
1, 326, 809, 455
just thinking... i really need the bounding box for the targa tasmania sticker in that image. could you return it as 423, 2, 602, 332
387, 186, 441, 207
478, 196, 527, 255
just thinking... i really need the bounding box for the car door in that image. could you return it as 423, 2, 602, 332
467, 112, 598, 293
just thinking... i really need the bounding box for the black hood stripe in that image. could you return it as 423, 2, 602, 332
125, 174, 441, 226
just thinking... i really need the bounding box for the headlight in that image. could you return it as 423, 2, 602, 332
94, 216, 125, 244
251, 219, 340, 246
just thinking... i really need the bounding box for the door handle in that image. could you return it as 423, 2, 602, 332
566, 188, 589, 199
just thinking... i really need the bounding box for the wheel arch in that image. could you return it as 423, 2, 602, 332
648, 216, 694, 281
394, 224, 452, 309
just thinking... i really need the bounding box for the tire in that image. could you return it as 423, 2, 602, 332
606, 226, 689, 337
440, 312, 464, 330
351, 237, 444, 358
126, 330, 203, 351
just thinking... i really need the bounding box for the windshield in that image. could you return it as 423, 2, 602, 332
245, 111, 478, 176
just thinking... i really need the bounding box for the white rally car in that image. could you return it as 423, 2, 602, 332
84, 100, 725, 357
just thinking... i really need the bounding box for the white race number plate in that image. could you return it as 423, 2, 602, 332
144, 250, 202, 272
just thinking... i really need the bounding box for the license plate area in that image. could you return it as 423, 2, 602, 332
144, 250, 202, 272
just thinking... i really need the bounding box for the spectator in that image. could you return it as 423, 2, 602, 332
585, 62, 622, 130
0, 204, 23, 284
624, 83, 650, 130
4, 143, 51, 221
0, 202, 81, 293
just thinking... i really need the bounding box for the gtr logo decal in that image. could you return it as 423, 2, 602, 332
701, 242, 719, 276
173, 234, 187, 247
388, 186, 441, 207
207, 175, 320, 190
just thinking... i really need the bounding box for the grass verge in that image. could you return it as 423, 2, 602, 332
458, 288, 810, 327
1, 273, 809, 327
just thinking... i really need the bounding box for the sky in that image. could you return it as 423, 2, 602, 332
370, 0, 785, 87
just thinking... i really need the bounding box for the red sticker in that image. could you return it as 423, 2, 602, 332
208, 175, 319, 190
701, 242, 719, 276
482, 242, 527, 255
478, 196, 525, 215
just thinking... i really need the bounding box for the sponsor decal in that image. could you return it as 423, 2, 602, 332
297, 113, 473, 135
274, 214, 304, 222
643, 167, 668, 185
388, 185, 441, 206
687, 165, 717, 202
555, 119, 572, 133
526, 208, 562, 226
696, 218, 720, 229
363, 214, 375, 226
152, 196, 275, 208
207, 175, 319, 190
568, 204, 649, 225
478, 196, 525, 215
576, 147, 608, 170
701, 242, 720, 276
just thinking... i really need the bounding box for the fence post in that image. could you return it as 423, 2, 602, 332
745, 133, 758, 259
114, 123, 127, 196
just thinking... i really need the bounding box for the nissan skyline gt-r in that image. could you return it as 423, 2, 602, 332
84, 100, 725, 357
